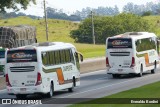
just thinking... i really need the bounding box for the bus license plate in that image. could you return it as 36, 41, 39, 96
20, 88, 26, 92
118, 69, 123, 72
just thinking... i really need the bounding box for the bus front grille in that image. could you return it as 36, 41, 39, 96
10, 66, 35, 72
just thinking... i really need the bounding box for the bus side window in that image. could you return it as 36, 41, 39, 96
46, 52, 50, 65
65, 49, 71, 63
42, 52, 47, 65
49, 51, 53, 65
55, 51, 60, 64
60, 50, 65, 64
70, 49, 74, 64
52, 51, 56, 65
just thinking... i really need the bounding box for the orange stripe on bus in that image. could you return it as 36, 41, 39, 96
56, 68, 64, 85
144, 53, 149, 65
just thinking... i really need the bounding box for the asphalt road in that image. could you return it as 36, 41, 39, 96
0, 68, 160, 107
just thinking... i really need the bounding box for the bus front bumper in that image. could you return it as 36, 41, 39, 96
107, 67, 137, 74
6, 85, 46, 95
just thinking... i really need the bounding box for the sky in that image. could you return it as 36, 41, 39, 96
17, 0, 158, 17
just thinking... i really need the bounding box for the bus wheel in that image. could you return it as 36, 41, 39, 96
68, 78, 75, 92
47, 82, 54, 98
16, 94, 27, 99
151, 61, 156, 74
138, 65, 143, 77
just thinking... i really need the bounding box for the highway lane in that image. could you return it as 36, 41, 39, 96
0, 69, 160, 107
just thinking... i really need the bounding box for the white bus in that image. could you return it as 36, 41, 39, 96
106, 32, 159, 78
5, 42, 83, 99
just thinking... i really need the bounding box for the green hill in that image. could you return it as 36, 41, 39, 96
0, 16, 105, 58
0, 16, 78, 42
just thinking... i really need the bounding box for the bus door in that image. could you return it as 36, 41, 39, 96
74, 52, 83, 70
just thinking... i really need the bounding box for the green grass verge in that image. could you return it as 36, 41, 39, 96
69, 81, 160, 107
0, 16, 105, 59
74, 43, 105, 58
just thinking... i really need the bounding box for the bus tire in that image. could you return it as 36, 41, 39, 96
68, 77, 75, 92
46, 82, 54, 98
138, 65, 143, 77
16, 94, 27, 99
151, 61, 156, 74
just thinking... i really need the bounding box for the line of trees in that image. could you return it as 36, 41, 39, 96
1, 1, 160, 21
74, 1, 160, 19
46, 7, 81, 21
70, 13, 152, 44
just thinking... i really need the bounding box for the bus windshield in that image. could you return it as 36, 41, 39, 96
7, 50, 37, 63
107, 38, 132, 49
0, 51, 5, 58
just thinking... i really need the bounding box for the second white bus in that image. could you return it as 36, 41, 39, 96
106, 32, 159, 78
5, 42, 83, 99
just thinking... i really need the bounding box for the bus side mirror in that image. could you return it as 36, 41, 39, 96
135, 41, 138, 46
80, 54, 83, 62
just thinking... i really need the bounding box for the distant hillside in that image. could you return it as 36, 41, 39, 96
0, 16, 79, 43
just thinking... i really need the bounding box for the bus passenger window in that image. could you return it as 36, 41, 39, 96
42, 52, 47, 65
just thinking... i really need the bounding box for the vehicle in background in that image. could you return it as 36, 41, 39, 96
0, 25, 37, 76
0, 25, 37, 48
0, 47, 6, 75
106, 32, 159, 78
5, 42, 83, 99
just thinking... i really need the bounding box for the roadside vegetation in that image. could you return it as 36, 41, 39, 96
70, 13, 153, 44
0, 16, 105, 58
0, 15, 160, 58
69, 81, 160, 107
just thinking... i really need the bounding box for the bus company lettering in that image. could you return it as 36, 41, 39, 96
112, 40, 128, 45
63, 65, 73, 71
12, 53, 33, 58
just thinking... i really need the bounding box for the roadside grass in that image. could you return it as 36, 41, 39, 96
0, 16, 78, 43
69, 81, 160, 107
74, 43, 105, 58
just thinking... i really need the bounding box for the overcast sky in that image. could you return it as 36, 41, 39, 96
18, 0, 158, 17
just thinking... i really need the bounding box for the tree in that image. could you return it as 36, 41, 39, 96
0, 0, 36, 12
70, 13, 152, 44
46, 7, 81, 21
142, 11, 152, 16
